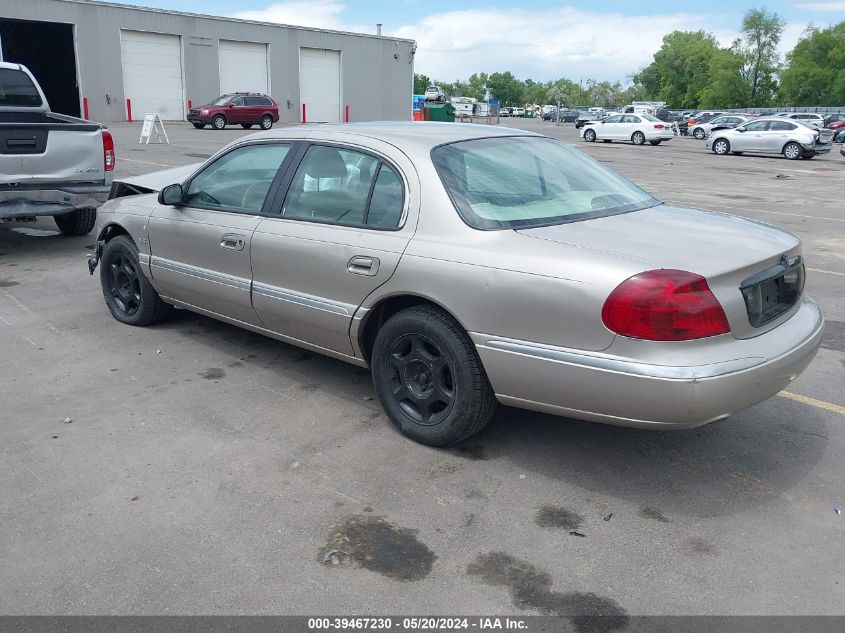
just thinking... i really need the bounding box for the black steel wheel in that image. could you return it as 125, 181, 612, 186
260, 115, 274, 130
372, 305, 496, 446
100, 235, 171, 326
212, 114, 227, 130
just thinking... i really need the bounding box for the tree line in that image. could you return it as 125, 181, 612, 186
415, 9, 845, 110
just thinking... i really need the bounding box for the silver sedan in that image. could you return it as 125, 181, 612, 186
706, 117, 834, 159
89, 123, 823, 446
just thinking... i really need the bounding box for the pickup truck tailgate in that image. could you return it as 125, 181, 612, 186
0, 117, 106, 186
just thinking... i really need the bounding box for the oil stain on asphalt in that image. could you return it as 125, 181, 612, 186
535, 505, 584, 531
639, 506, 672, 523
319, 515, 436, 581
467, 552, 628, 632
198, 367, 226, 380
821, 320, 844, 353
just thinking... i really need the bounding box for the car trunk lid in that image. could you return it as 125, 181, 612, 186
516, 205, 803, 339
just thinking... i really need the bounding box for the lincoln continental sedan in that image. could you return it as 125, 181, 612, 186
89, 123, 823, 446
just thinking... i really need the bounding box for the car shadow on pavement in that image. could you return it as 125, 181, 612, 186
156, 309, 828, 523
469, 402, 828, 520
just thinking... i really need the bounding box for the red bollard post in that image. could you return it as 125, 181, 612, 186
83, 97, 89, 120
301, 103, 307, 123
187, 99, 192, 110
345, 104, 349, 123
126, 98, 133, 122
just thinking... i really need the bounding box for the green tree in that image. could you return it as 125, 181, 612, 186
733, 8, 785, 106
413, 73, 431, 95
633, 30, 721, 108
465, 73, 489, 102
699, 49, 750, 108
779, 22, 845, 105
487, 71, 525, 107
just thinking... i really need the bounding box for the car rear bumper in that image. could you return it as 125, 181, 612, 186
0, 185, 110, 218
472, 297, 823, 429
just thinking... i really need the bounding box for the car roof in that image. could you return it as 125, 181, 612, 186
244, 121, 542, 152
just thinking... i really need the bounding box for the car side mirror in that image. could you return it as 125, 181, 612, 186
228, 103, 235, 108
159, 183, 184, 206
736, 127, 746, 133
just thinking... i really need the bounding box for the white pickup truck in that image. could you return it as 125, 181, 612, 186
0, 62, 114, 235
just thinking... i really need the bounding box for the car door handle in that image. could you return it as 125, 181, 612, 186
347, 256, 380, 276
220, 233, 245, 251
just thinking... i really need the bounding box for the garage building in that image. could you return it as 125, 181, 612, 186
0, 0, 415, 123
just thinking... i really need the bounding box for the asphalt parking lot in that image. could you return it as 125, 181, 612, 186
1, 119, 843, 617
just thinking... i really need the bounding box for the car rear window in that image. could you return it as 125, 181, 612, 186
431, 136, 659, 230
0, 68, 43, 107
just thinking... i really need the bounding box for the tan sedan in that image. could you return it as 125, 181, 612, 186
89, 123, 823, 446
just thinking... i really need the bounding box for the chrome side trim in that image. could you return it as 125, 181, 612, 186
150, 256, 251, 292
479, 338, 765, 381
252, 281, 352, 316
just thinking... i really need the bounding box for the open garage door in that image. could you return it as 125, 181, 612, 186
0, 19, 80, 117
300, 48, 340, 123
121, 30, 184, 121
219, 40, 268, 95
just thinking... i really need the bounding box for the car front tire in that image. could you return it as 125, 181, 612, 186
212, 114, 227, 130
584, 128, 597, 142
192, 122, 205, 129
371, 305, 496, 447
100, 235, 171, 326
54, 208, 96, 236
783, 142, 803, 160
649, 140, 662, 145
712, 138, 730, 155
693, 127, 706, 139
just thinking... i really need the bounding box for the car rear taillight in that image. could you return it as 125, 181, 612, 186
602, 269, 730, 341
653, 124, 665, 129
102, 130, 115, 172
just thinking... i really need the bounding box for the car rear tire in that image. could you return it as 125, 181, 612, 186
100, 235, 171, 327
783, 142, 803, 160
731, 151, 743, 155
649, 140, 662, 145
712, 138, 730, 155
212, 114, 227, 130
192, 122, 205, 129
240, 123, 253, 129
631, 131, 646, 145
371, 305, 496, 447
260, 115, 274, 130
602, 139, 612, 143
54, 208, 96, 236
584, 129, 597, 142
693, 127, 706, 139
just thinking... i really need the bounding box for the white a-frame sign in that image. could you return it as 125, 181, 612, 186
139, 113, 170, 144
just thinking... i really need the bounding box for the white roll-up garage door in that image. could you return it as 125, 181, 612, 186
300, 48, 340, 123
219, 40, 269, 95
120, 30, 184, 120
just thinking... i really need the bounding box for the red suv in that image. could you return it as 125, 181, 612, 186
188, 93, 280, 130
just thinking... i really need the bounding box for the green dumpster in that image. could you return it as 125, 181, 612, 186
523, 110, 534, 118
424, 102, 455, 122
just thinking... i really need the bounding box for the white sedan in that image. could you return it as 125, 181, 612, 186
581, 114, 675, 145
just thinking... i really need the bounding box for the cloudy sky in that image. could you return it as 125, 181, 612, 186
114, 1, 844, 83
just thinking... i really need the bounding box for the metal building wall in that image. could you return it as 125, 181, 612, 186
1, 0, 415, 122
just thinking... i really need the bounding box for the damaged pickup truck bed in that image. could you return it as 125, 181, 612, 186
0, 62, 114, 236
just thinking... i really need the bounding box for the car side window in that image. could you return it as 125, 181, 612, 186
743, 121, 769, 132
282, 146, 404, 229
232, 97, 245, 106
366, 165, 404, 228
185, 143, 290, 213
259, 97, 273, 106
604, 115, 622, 123
770, 121, 797, 131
